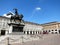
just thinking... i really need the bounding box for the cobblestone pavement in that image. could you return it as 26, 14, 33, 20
11, 34, 60, 45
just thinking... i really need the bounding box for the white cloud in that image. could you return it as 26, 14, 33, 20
35, 7, 41, 11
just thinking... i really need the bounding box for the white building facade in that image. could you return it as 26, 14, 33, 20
0, 14, 43, 35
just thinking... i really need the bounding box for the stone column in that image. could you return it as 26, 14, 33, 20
29, 31, 30, 35
35, 31, 36, 35
5, 30, 8, 35
32, 31, 33, 35
9, 26, 13, 33
25, 31, 27, 35
37, 31, 38, 34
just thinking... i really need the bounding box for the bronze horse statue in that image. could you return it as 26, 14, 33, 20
10, 9, 24, 23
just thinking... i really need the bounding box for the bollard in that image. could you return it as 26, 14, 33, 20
6, 37, 10, 45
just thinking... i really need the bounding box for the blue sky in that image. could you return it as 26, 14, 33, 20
0, 0, 60, 24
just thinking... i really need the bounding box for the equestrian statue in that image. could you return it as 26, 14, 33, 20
10, 8, 24, 23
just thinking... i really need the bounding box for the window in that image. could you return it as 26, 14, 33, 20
52, 32, 54, 34
49, 30, 50, 32
0, 18, 2, 22
3, 22, 5, 27
1, 30, 5, 35
59, 30, 60, 34
24, 31, 25, 34
46, 30, 47, 32
27, 31, 29, 34
0, 22, 2, 27
38, 31, 39, 34
52, 30, 53, 31
55, 29, 57, 31
36, 31, 37, 34
55, 32, 57, 34
33, 31, 35, 35
30, 31, 32, 34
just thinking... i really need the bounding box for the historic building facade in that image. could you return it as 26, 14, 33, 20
0, 9, 43, 35
0, 16, 43, 35
0, 9, 60, 35
41, 22, 60, 34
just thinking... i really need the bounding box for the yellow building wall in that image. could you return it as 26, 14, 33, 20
43, 25, 57, 30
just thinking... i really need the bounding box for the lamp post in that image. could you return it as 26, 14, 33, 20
21, 35, 24, 45
6, 30, 10, 45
